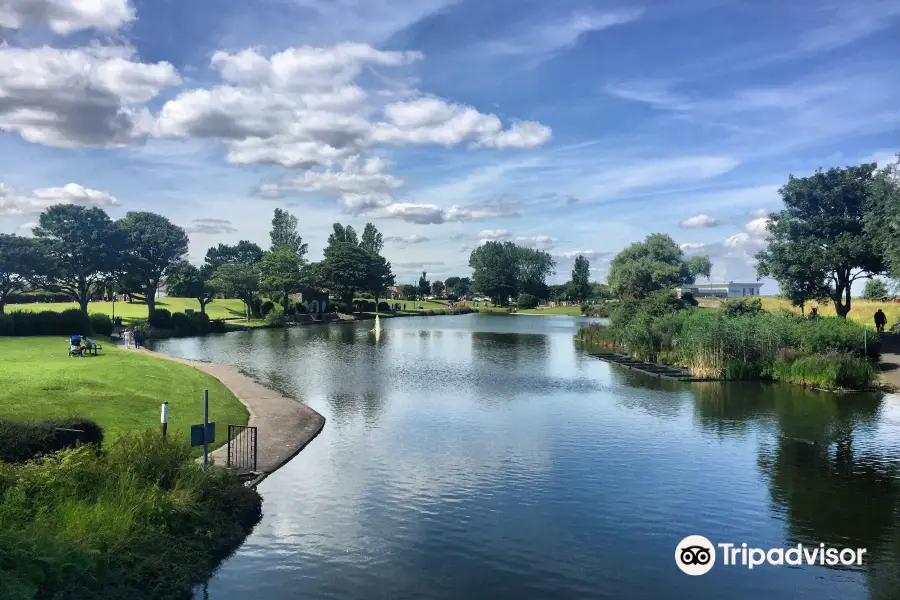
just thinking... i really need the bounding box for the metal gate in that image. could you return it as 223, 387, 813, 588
226, 424, 258, 472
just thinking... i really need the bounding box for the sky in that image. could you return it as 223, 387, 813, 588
0, 0, 898, 289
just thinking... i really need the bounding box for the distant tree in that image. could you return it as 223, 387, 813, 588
517, 247, 555, 299
360, 223, 384, 256
591, 283, 613, 300
166, 261, 217, 315
118, 211, 189, 319
32, 205, 119, 313
205, 241, 264, 271
432, 280, 445, 297
548, 283, 570, 302
210, 263, 260, 321
516, 293, 538, 310
418, 272, 430, 299
270, 208, 308, 257
686, 255, 712, 280
327, 223, 359, 247
607, 233, 709, 300
756, 163, 885, 317
364, 253, 395, 309
320, 242, 371, 308
0, 234, 41, 313
399, 284, 417, 300
469, 242, 519, 305
865, 155, 900, 279
571, 255, 591, 302
863, 279, 890, 300
260, 250, 305, 313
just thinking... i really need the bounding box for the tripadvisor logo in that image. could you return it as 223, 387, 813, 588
675, 536, 867, 575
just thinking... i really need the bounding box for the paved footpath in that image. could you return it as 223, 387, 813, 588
138, 349, 325, 483
879, 333, 900, 390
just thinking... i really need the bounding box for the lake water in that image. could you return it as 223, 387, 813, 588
152, 314, 900, 600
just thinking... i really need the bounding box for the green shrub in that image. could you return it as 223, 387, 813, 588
209, 319, 227, 334
516, 293, 538, 309
135, 323, 153, 341
773, 351, 877, 389
250, 297, 262, 318
192, 312, 211, 334
148, 308, 172, 328
0, 418, 104, 463
722, 297, 764, 317
0, 432, 261, 599
171, 312, 198, 336
264, 310, 287, 327
377, 301, 391, 312
260, 300, 275, 316
294, 302, 308, 314
681, 292, 699, 306
425, 309, 436, 316
89, 313, 114, 336
0, 308, 94, 337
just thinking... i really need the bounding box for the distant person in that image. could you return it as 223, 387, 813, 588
123, 327, 132, 349
809, 306, 818, 319
875, 309, 888, 333
133, 326, 143, 348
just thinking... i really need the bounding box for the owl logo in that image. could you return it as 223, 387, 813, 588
676, 535, 716, 575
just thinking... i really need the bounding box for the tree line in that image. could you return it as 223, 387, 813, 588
0, 205, 397, 321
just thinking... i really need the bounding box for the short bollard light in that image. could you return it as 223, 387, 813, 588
160, 402, 169, 440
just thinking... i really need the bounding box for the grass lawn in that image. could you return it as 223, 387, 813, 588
756, 296, 900, 327
0, 337, 247, 451
8, 297, 249, 325
517, 305, 583, 316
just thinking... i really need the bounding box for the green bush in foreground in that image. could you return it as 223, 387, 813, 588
772, 351, 877, 390
0, 431, 262, 600
0, 308, 94, 337
0, 418, 104, 464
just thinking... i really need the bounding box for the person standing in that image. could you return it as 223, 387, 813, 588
133, 326, 143, 348
123, 327, 132, 349
875, 309, 888, 333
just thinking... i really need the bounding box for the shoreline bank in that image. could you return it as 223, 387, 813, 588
138, 348, 325, 486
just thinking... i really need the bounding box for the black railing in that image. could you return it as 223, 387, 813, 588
226, 425, 258, 472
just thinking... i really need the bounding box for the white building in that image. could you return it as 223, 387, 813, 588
675, 282, 763, 299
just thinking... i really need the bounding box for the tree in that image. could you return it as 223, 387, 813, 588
756, 164, 885, 317
166, 261, 217, 315
360, 223, 384, 256
209, 263, 260, 321
607, 233, 709, 300
118, 211, 189, 318
260, 250, 305, 313
517, 247, 555, 299
865, 155, 900, 279
571, 255, 591, 302
418, 272, 430, 299
686, 255, 712, 280
270, 209, 308, 257
0, 234, 41, 313
205, 241, 264, 271
327, 223, 358, 246
592, 283, 613, 300
399, 284, 417, 300
469, 242, 519, 305
364, 253, 395, 309
548, 283, 571, 302
432, 280, 445, 297
320, 242, 371, 308
32, 205, 119, 313
862, 279, 890, 300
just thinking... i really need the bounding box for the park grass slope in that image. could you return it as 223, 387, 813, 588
0, 337, 247, 449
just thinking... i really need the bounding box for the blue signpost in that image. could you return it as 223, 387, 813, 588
190, 390, 215, 470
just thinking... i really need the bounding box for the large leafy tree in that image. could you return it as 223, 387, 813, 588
209, 263, 260, 321
431, 280, 445, 297
607, 233, 710, 300
469, 241, 555, 305
328, 223, 358, 246
862, 279, 890, 301
204, 241, 264, 271
757, 238, 830, 315
757, 163, 885, 317
571, 255, 591, 302
260, 250, 305, 313
517, 247, 555, 299
364, 253, 395, 309
270, 208, 308, 257
399, 284, 417, 300
118, 211, 189, 318
417, 271, 430, 299
865, 155, 900, 279
166, 261, 217, 315
0, 234, 41, 313
32, 205, 119, 313
320, 242, 371, 308
360, 223, 384, 256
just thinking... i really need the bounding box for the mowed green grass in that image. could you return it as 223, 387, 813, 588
517, 305, 582, 315
8, 297, 249, 324
0, 337, 247, 450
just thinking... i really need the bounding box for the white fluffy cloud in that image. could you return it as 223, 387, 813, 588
385, 234, 429, 246
557, 250, 597, 258
184, 218, 238, 234
747, 208, 769, 218
478, 229, 512, 243
515, 235, 557, 250
373, 97, 551, 148
679, 214, 721, 228
0, 45, 181, 147
0, 0, 134, 34
0, 182, 119, 216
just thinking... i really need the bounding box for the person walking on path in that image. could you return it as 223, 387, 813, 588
123, 327, 132, 349
133, 326, 143, 348
875, 309, 888, 333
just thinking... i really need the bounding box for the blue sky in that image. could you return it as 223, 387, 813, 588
0, 0, 898, 288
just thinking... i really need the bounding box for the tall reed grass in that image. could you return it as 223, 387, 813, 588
0, 431, 262, 600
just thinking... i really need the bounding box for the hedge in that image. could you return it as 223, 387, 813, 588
149, 308, 172, 328
260, 301, 275, 317
0, 308, 94, 337
89, 314, 114, 336
0, 418, 104, 464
